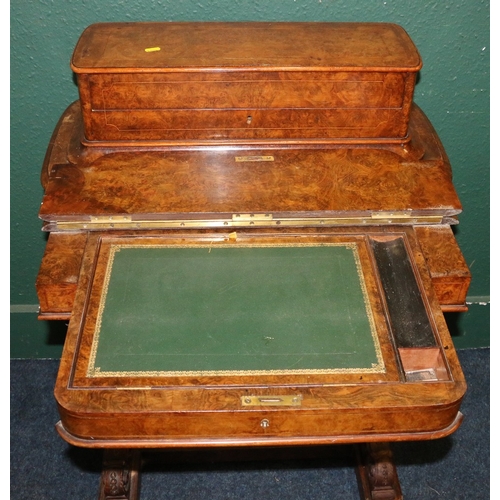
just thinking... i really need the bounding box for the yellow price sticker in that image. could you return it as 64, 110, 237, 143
144, 47, 161, 53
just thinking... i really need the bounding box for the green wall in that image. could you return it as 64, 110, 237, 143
11, 1, 489, 357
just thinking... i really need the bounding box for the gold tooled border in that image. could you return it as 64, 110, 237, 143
87, 242, 385, 377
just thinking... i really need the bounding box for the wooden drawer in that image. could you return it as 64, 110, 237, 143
72, 22, 421, 145
84, 106, 407, 141
415, 225, 471, 312
36, 232, 87, 320
88, 72, 406, 110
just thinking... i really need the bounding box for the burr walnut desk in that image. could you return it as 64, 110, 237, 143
36, 22, 470, 499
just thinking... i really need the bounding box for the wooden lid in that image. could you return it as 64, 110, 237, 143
71, 22, 422, 73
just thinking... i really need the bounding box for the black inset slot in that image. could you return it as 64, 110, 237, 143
371, 238, 436, 348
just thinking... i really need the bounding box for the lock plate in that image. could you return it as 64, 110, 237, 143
241, 395, 303, 407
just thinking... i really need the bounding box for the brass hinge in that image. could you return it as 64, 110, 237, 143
53, 212, 443, 230
91, 215, 132, 224
232, 213, 273, 223
371, 211, 413, 220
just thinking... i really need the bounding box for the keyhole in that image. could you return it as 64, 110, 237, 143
247, 115, 252, 125
260, 419, 270, 428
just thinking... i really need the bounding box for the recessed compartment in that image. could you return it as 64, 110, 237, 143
399, 347, 449, 381
370, 236, 451, 382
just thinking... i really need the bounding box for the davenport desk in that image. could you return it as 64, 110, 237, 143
36, 22, 471, 499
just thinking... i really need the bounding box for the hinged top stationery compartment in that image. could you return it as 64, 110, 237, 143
71, 22, 422, 146
38, 102, 461, 232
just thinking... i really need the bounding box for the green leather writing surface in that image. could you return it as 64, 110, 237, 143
89, 244, 383, 376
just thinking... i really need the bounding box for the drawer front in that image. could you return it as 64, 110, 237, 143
84, 107, 407, 141
36, 232, 87, 319
57, 404, 463, 444
88, 72, 406, 110
78, 71, 415, 143
415, 225, 471, 311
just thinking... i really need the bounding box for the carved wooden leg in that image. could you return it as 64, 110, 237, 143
355, 443, 403, 500
98, 449, 141, 500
